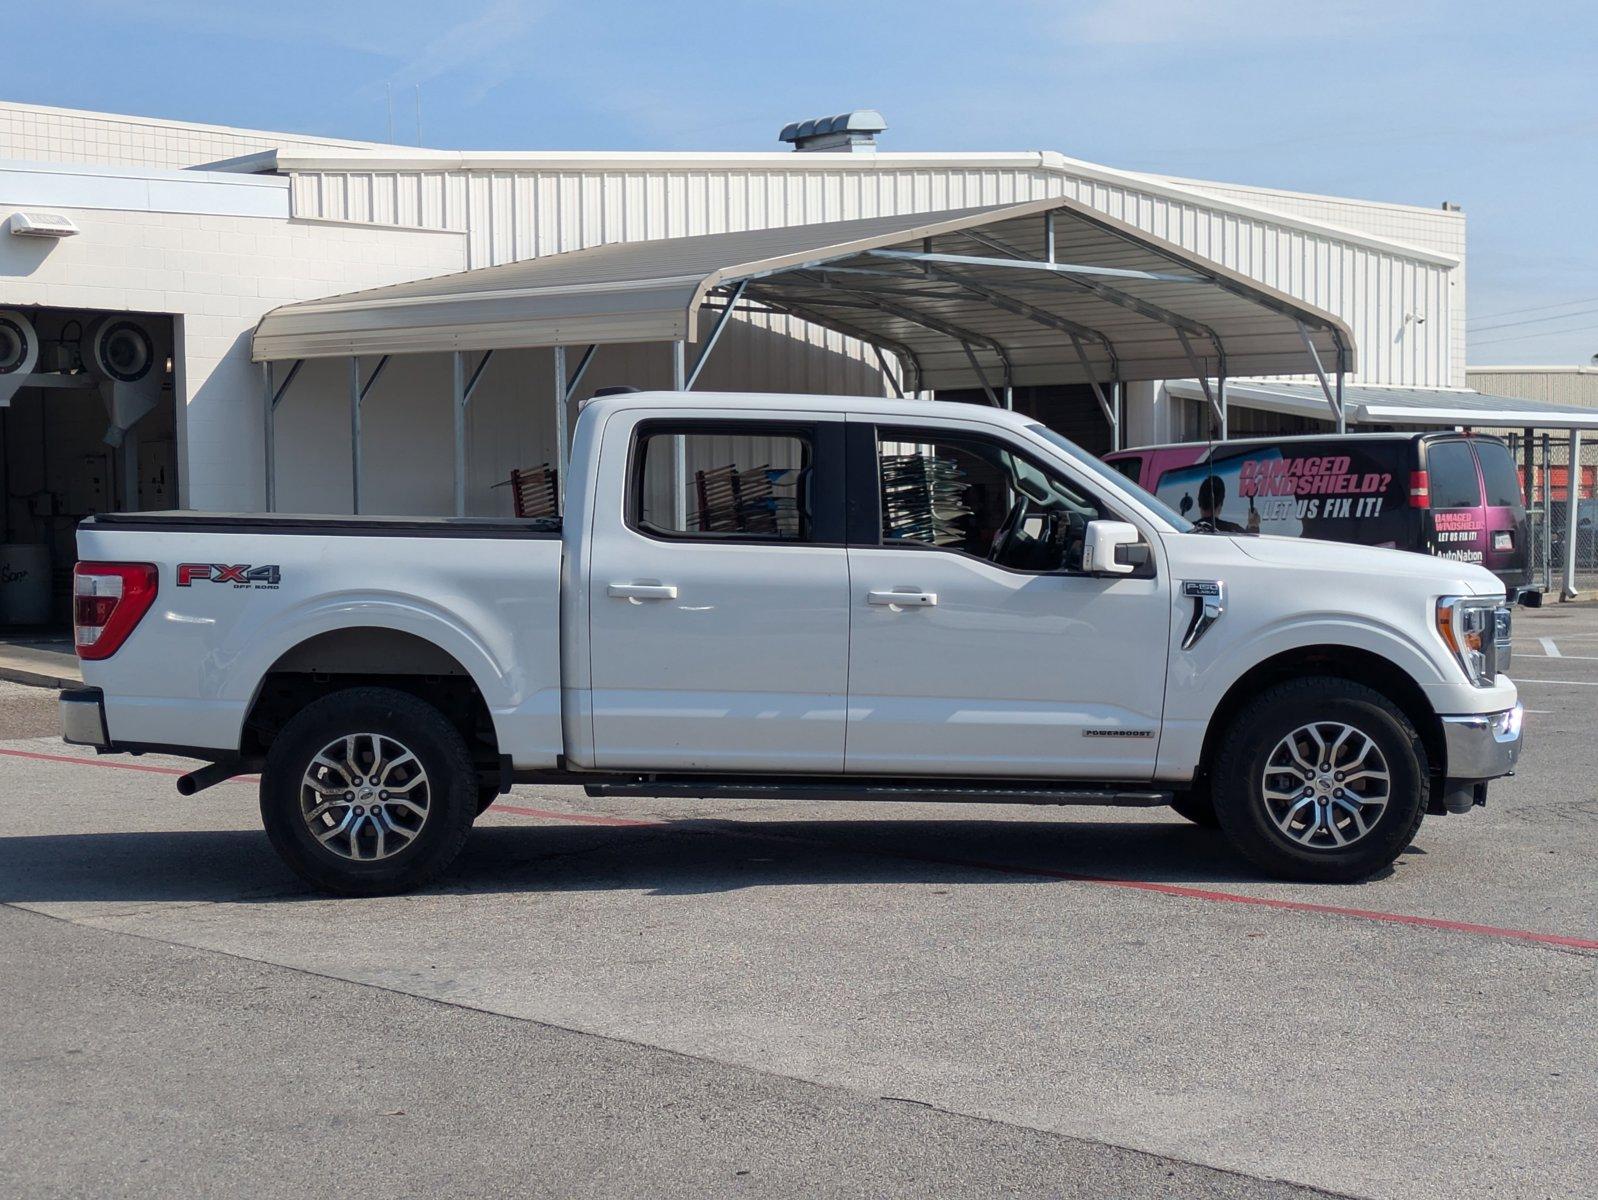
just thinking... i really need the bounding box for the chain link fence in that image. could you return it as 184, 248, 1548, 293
1506, 431, 1597, 594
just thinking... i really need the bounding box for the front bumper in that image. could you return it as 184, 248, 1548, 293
1441, 703, 1523, 782
60, 687, 110, 749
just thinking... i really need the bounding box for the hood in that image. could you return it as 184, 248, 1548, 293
1231, 535, 1505, 597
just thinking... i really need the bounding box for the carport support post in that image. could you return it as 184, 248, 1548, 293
452, 351, 467, 517
553, 346, 569, 514
1216, 369, 1228, 441
348, 357, 362, 514
263, 362, 275, 511
1564, 429, 1583, 600
672, 340, 688, 529
1112, 382, 1123, 451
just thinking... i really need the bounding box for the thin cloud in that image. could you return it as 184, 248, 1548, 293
1063, 0, 1436, 46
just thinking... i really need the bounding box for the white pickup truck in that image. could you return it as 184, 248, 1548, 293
61, 391, 1522, 894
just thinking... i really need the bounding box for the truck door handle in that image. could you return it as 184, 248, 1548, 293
608, 583, 679, 601
868, 589, 937, 607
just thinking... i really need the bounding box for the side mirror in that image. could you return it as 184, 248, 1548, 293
1083, 520, 1144, 576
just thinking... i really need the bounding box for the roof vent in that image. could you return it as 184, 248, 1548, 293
779, 110, 886, 153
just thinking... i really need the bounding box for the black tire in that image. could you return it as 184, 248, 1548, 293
475, 787, 499, 818
1169, 776, 1218, 827
1212, 676, 1428, 883
260, 687, 477, 896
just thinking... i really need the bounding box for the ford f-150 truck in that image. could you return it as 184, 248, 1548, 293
60, 391, 1523, 895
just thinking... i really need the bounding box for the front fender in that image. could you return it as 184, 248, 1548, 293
1156, 608, 1454, 781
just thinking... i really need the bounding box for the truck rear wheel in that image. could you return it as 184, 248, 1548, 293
1212, 677, 1428, 883
259, 687, 477, 896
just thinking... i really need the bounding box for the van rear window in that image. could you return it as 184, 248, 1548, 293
1475, 442, 1526, 509
1427, 442, 1481, 509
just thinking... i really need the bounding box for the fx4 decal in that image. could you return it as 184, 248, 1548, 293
177, 563, 281, 588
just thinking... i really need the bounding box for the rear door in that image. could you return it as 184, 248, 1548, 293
1470, 439, 1531, 587
1422, 438, 1488, 571
585, 411, 851, 772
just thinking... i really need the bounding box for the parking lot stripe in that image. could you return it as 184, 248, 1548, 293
0, 747, 212, 778
1513, 677, 1598, 686
10, 750, 1595, 952
1538, 637, 1562, 657
486, 805, 1598, 952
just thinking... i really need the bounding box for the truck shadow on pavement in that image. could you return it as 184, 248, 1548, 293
0, 815, 1401, 905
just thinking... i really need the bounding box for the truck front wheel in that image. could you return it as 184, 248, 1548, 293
1212, 677, 1428, 883
259, 687, 477, 896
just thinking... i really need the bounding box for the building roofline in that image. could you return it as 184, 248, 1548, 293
209, 147, 1460, 270
1150, 170, 1466, 221
0, 98, 395, 152
1468, 364, 1598, 375
5, 101, 1460, 270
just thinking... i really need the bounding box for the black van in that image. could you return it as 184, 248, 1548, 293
1104, 432, 1532, 592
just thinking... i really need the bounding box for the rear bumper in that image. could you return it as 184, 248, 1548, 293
1441, 704, 1523, 782
60, 687, 110, 748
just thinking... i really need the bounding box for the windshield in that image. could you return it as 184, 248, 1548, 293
1026, 424, 1195, 532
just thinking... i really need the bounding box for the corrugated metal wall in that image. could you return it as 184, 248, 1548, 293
286, 159, 1458, 388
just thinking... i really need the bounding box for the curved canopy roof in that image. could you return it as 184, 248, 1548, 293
251, 196, 1356, 391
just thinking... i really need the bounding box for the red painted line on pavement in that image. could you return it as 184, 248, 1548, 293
0, 747, 256, 784
490, 803, 1598, 952
10, 749, 1593, 951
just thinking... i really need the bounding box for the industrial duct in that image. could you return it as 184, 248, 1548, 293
83, 315, 163, 448
82, 315, 168, 511
0, 308, 40, 407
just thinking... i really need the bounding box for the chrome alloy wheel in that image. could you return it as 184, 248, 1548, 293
300, 733, 430, 861
1260, 721, 1391, 849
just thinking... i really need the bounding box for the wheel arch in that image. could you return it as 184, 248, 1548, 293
243, 627, 499, 764
1196, 645, 1445, 793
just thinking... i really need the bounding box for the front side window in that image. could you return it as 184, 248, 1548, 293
635, 427, 812, 541
1427, 441, 1482, 509
875, 427, 1106, 572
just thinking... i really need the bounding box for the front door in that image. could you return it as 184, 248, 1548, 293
586, 414, 850, 772
844, 418, 1170, 779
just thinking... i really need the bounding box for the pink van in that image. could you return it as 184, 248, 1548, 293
1103, 432, 1533, 594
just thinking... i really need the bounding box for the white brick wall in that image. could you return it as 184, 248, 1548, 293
0, 202, 465, 510
0, 101, 395, 171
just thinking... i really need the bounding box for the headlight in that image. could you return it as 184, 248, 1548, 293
1435, 596, 1510, 687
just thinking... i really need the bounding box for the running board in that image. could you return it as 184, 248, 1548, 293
583, 777, 1171, 807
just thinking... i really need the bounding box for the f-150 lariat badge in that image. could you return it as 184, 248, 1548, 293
1180, 580, 1225, 650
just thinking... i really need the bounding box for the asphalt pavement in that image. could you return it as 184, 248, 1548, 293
1, 604, 1594, 1199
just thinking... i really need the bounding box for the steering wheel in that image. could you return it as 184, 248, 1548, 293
990, 493, 1031, 566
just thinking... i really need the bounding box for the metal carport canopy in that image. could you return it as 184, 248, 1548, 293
1164, 380, 1598, 430
250, 197, 1356, 392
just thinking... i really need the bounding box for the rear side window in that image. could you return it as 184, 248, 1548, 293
634, 427, 812, 541
1475, 442, 1526, 509
1427, 441, 1482, 509
1110, 455, 1143, 483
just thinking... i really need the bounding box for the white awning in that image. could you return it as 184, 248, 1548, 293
252, 197, 1356, 392
1166, 379, 1598, 431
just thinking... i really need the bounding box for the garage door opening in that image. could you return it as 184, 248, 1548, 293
0, 306, 178, 630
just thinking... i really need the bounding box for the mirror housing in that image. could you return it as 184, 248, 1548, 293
1083, 520, 1144, 576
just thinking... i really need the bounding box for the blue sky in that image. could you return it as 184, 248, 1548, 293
17, 1, 1598, 364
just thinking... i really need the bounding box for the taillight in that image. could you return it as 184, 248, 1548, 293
74, 562, 158, 660
1408, 470, 1430, 509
